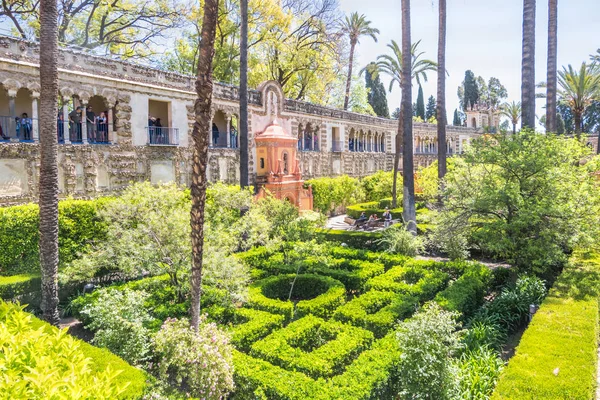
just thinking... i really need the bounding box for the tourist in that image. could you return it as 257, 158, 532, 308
20, 113, 32, 140
14, 117, 21, 138
148, 115, 155, 142
155, 118, 164, 143
230, 125, 238, 148
212, 123, 219, 146
86, 106, 96, 143
57, 112, 64, 142
382, 208, 393, 228
97, 111, 107, 142
69, 107, 82, 142
0, 123, 7, 140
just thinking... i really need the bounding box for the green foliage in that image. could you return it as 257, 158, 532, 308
440, 131, 600, 274
251, 315, 374, 379
306, 175, 363, 215
365, 64, 390, 118
492, 253, 600, 399
360, 171, 394, 202
316, 229, 382, 251
376, 224, 425, 257
247, 274, 346, 320
0, 199, 110, 275
453, 109, 462, 126
453, 347, 504, 400
80, 288, 154, 365
0, 274, 40, 301
229, 308, 286, 351
333, 290, 418, 338
461, 70, 479, 110
0, 301, 146, 399
426, 95, 436, 121
434, 263, 492, 319
365, 264, 449, 301
153, 317, 235, 400
416, 85, 426, 120
346, 201, 403, 220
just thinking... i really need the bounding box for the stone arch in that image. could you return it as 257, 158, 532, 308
471, 117, 477, 128
257, 80, 285, 118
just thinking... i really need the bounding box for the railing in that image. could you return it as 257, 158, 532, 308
0, 115, 37, 142
89, 121, 110, 144
331, 141, 344, 152
148, 127, 179, 145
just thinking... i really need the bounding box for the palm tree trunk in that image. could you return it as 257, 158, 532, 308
39, 0, 60, 326
239, 0, 249, 188
392, 104, 403, 208
513, 122, 517, 134
190, 0, 219, 332
546, 0, 558, 133
521, 0, 536, 130
574, 111, 582, 139
343, 42, 356, 111
401, 0, 416, 234
437, 0, 447, 181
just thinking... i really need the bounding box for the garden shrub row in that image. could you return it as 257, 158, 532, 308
0, 199, 112, 275
365, 265, 450, 301
333, 290, 418, 338
346, 201, 403, 220
229, 308, 286, 351
250, 315, 374, 379
247, 274, 346, 320
316, 229, 382, 250
492, 252, 600, 399
0, 302, 147, 399
0, 273, 40, 302
434, 262, 492, 319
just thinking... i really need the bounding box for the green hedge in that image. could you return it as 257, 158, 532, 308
365, 265, 450, 301
492, 253, 600, 399
333, 290, 418, 338
316, 229, 382, 250
247, 274, 346, 320
0, 274, 41, 302
346, 201, 403, 220
251, 315, 374, 379
0, 199, 111, 275
434, 263, 492, 319
0, 302, 147, 399
230, 308, 286, 351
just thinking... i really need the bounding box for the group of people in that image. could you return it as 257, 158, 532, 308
0, 113, 33, 141
212, 123, 239, 148
148, 116, 166, 144
57, 106, 109, 143
355, 208, 394, 230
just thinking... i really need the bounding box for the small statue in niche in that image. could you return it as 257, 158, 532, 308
283, 152, 289, 175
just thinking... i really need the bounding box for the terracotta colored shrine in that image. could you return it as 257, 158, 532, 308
255, 120, 313, 211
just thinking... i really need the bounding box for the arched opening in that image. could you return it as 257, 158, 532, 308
348, 128, 356, 152
282, 151, 289, 175
87, 95, 112, 143
471, 117, 477, 128
211, 110, 228, 147
229, 114, 239, 148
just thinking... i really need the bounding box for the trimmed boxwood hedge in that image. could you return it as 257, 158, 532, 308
251, 315, 374, 379
247, 274, 346, 320
333, 290, 418, 338
492, 253, 600, 399
346, 202, 403, 220
365, 265, 450, 301
1, 302, 147, 399
230, 308, 286, 351
0, 274, 40, 301
316, 229, 382, 250
434, 262, 492, 319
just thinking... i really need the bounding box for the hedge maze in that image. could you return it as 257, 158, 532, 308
230, 246, 489, 400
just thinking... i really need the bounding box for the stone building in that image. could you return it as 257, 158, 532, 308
0, 35, 481, 205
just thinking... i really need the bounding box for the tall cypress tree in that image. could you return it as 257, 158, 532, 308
453, 109, 461, 126
365, 65, 390, 118
416, 85, 425, 120
425, 95, 436, 120
463, 70, 479, 110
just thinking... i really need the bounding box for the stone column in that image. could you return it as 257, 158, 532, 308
107, 104, 115, 144
80, 101, 88, 144
62, 100, 71, 144
31, 93, 39, 142
8, 90, 16, 139
226, 115, 231, 148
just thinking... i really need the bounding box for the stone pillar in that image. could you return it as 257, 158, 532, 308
107, 104, 115, 144
301, 129, 305, 151
62, 100, 71, 144
226, 115, 231, 148
80, 101, 88, 144
8, 91, 16, 139
31, 93, 39, 142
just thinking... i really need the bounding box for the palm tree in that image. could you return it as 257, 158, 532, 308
500, 101, 522, 134
521, 0, 536, 129
341, 12, 380, 111
190, 0, 219, 332
39, 0, 60, 326
437, 0, 447, 181
591, 49, 600, 63
546, 0, 558, 133
239, 0, 249, 188
401, 0, 416, 234
558, 63, 600, 138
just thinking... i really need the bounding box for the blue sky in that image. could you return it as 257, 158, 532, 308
339, 0, 600, 125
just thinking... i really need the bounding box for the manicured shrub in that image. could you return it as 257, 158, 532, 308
492, 252, 600, 399
360, 170, 394, 202
434, 263, 492, 319
251, 315, 374, 379
453, 347, 504, 399
365, 265, 449, 300
80, 288, 154, 365
376, 224, 425, 256
0, 302, 146, 399
333, 290, 418, 337
0, 274, 40, 301
153, 317, 235, 400
230, 308, 286, 351
305, 175, 364, 215
248, 274, 345, 320
346, 202, 403, 220
316, 229, 382, 250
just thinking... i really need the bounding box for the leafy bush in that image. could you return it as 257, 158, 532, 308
453, 347, 504, 399
251, 315, 374, 379
376, 224, 425, 256
395, 302, 462, 399
346, 201, 403, 220
360, 170, 394, 202
80, 288, 154, 365
248, 274, 346, 320
306, 175, 364, 215
0, 301, 146, 399
365, 265, 450, 301
153, 317, 235, 400
0, 199, 110, 275
492, 253, 600, 399
229, 308, 286, 351
316, 229, 382, 250
0, 274, 40, 302
333, 290, 418, 337
434, 263, 492, 319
